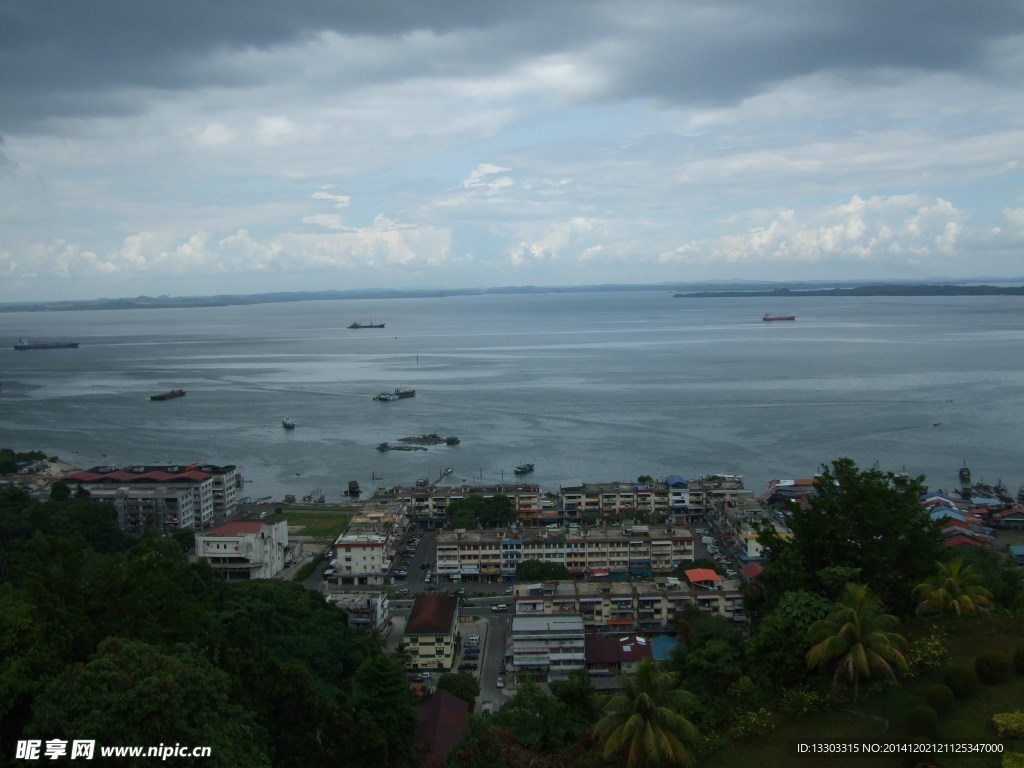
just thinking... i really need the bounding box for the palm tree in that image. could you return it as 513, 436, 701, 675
593, 658, 698, 768
806, 582, 908, 700
914, 558, 994, 617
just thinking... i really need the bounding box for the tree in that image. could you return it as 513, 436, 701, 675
446, 495, 516, 529
515, 559, 570, 581
746, 589, 832, 689
754, 458, 945, 614
29, 637, 272, 767
437, 671, 481, 711
806, 583, 908, 701
594, 658, 699, 768
349, 654, 418, 767
914, 557, 995, 617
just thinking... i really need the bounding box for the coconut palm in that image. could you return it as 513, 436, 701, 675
806, 582, 908, 700
593, 658, 698, 768
914, 557, 994, 617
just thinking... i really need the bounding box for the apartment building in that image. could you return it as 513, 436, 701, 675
61, 463, 243, 532
330, 508, 408, 586
510, 614, 586, 683
364, 483, 542, 528
434, 524, 696, 583
195, 519, 288, 580
403, 594, 460, 671
512, 577, 745, 631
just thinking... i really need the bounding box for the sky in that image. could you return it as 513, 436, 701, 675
1, 1, 1023, 302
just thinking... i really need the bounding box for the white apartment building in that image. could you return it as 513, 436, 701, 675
330, 508, 408, 585
510, 614, 586, 683
324, 590, 390, 631
195, 520, 288, 580
61, 463, 244, 532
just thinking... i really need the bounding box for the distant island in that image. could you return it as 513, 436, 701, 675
2, 279, 1023, 313
675, 283, 1024, 298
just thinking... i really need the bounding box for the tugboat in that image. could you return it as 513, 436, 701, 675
514, 463, 535, 475
346, 480, 360, 496
282, 418, 296, 430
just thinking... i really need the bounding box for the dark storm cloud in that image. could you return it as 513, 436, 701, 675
3, 0, 1022, 133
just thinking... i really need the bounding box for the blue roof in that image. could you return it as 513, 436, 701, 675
665, 475, 687, 487
650, 634, 679, 661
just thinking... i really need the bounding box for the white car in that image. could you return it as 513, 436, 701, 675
466, 635, 480, 646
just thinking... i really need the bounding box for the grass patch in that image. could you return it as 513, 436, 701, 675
266, 511, 352, 539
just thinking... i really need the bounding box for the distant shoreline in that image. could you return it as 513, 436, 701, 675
674, 283, 1024, 298
2, 280, 1024, 313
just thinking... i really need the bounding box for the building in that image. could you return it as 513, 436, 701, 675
61, 463, 243, 533
510, 614, 585, 683
195, 520, 288, 580
511, 577, 744, 632
330, 507, 409, 585
403, 594, 460, 671
416, 690, 470, 767
434, 524, 696, 584
364, 483, 542, 529
324, 590, 390, 631
584, 633, 653, 678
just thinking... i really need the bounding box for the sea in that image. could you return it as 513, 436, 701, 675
2, 291, 1023, 503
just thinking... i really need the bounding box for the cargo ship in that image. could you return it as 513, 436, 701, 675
374, 388, 415, 401
150, 389, 186, 401
349, 320, 385, 329
762, 313, 796, 321
13, 338, 79, 350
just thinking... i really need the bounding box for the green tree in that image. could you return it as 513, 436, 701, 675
754, 458, 944, 614
914, 557, 995, 617
446, 495, 516, 529
29, 637, 272, 767
594, 658, 698, 768
746, 589, 832, 689
515, 559, 570, 581
437, 671, 481, 711
494, 679, 576, 752
806, 583, 908, 701
350, 654, 418, 767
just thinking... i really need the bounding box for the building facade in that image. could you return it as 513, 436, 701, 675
61, 463, 243, 533
330, 508, 409, 585
403, 594, 460, 671
434, 524, 696, 583
195, 520, 288, 580
510, 614, 586, 683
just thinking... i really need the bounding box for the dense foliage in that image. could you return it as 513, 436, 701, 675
446, 495, 517, 529
0, 486, 404, 768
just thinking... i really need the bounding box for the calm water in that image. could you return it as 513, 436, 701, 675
2, 292, 1023, 501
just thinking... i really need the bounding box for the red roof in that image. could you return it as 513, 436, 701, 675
685, 568, 721, 584
405, 594, 458, 635
416, 690, 469, 768
585, 634, 653, 664
205, 521, 265, 536
741, 563, 763, 580
943, 535, 985, 548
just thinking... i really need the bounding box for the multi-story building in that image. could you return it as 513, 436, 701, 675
330, 508, 409, 586
195, 519, 288, 580
403, 594, 460, 671
364, 483, 542, 528
435, 524, 696, 584
61, 463, 243, 532
511, 577, 745, 631
510, 614, 586, 683
323, 590, 390, 631
554, 474, 749, 527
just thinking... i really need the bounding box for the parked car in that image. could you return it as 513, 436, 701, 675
496, 677, 505, 688
491, 604, 509, 613
466, 635, 480, 646
458, 663, 478, 672
504, 586, 514, 594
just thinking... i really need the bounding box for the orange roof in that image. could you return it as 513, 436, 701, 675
685, 568, 721, 583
